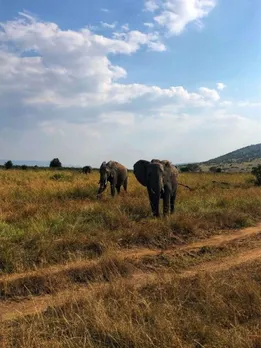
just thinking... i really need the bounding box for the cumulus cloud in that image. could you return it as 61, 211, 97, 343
198, 87, 220, 101
144, 0, 159, 12
216, 82, 226, 90
0, 12, 260, 167
99, 112, 135, 126
0, 13, 166, 112
146, 0, 216, 36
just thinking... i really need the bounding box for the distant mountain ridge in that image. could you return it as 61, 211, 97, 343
203, 143, 261, 164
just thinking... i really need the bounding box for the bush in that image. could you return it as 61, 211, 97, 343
251, 165, 261, 185
50, 158, 62, 168
180, 163, 201, 173
209, 166, 222, 173
4, 160, 13, 170
21, 165, 27, 170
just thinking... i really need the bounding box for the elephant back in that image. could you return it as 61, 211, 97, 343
158, 160, 179, 178
107, 161, 127, 175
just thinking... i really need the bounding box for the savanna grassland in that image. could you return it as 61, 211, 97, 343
1, 168, 261, 347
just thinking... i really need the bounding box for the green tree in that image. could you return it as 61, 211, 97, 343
4, 160, 13, 170
50, 158, 62, 168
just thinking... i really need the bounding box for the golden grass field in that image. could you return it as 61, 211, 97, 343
1, 168, 261, 347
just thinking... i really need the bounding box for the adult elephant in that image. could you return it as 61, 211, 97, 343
133, 159, 179, 217
97, 161, 128, 198
82, 165, 92, 174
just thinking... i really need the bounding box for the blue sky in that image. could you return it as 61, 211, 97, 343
0, 0, 260, 167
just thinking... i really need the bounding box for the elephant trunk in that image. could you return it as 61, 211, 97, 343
97, 175, 108, 198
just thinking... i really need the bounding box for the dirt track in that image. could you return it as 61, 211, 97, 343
1, 223, 261, 322
1, 223, 260, 285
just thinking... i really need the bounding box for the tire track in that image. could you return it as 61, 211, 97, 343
1, 223, 260, 286
1, 223, 261, 322
2, 242, 261, 322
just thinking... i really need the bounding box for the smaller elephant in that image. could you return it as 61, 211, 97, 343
97, 161, 128, 198
133, 159, 179, 217
82, 165, 92, 174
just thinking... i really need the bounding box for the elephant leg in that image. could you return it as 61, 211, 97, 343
147, 188, 160, 217
110, 184, 116, 197
170, 187, 177, 214
163, 188, 170, 216
116, 185, 121, 194
123, 177, 128, 192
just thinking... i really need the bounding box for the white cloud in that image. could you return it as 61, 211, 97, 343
144, 22, 154, 28
101, 8, 109, 12
149, 0, 216, 36
147, 40, 166, 51
237, 101, 261, 108
100, 112, 135, 125
217, 82, 226, 90
220, 100, 232, 107
121, 23, 130, 31
0, 12, 260, 167
144, 0, 159, 12
199, 87, 220, 101
101, 21, 117, 29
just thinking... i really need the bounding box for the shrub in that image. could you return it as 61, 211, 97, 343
209, 166, 222, 173
180, 163, 201, 173
251, 165, 261, 185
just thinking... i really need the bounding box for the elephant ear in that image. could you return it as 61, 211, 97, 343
100, 161, 107, 170
133, 160, 150, 187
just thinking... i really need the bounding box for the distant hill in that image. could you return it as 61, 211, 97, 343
203, 143, 261, 165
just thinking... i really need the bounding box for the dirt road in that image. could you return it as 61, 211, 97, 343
1, 223, 261, 322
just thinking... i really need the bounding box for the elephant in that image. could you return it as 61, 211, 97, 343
82, 165, 92, 174
97, 161, 128, 198
133, 159, 179, 217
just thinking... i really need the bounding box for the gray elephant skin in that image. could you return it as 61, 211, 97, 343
97, 161, 128, 198
133, 159, 179, 217
82, 165, 92, 174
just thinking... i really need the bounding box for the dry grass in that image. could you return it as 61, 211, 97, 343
1, 169, 261, 274
2, 264, 261, 348
1, 168, 261, 347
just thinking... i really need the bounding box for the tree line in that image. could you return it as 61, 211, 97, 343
2, 158, 62, 170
